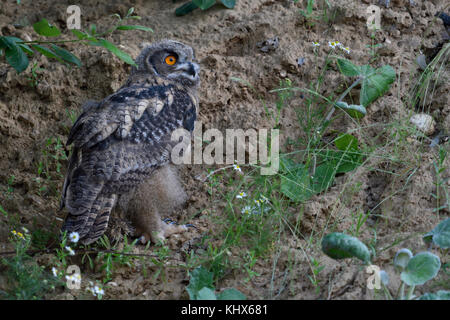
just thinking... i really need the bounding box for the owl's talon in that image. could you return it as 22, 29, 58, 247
163, 218, 177, 225
184, 223, 197, 230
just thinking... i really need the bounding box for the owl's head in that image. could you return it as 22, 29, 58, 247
133, 39, 200, 88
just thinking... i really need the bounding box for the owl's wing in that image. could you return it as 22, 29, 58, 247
60, 84, 197, 244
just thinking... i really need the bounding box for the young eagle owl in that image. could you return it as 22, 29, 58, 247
60, 40, 200, 245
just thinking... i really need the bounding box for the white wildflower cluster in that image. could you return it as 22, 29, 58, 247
233, 163, 242, 173
240, 195, 271, 215
326, 41, 351, 54
65, 273, 81, 285
87, 282, 105, 297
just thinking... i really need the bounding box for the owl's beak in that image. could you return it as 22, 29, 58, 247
177, 62, 200, 81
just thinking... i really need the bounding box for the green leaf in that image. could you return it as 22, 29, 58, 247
311, 162, 336, 194
335, 101, 366, 119
1, 37, 29, 73
335, 133, 358, 152
31, 44, 63, 63
116, 25, 153, 32
419, 290, 450, 300
18, 43, 33, 55
186, 266, 214, 300
220, 0, 236, 8
393, 248, 413, 271
71, 29, 88, 40
175, 2, 199, 16
0, 37, 33, 56
318, 149, 362, 174
126, 7, 135, 18
196, 287, 217, 300
400, 252, 441, 286
96, 39, 136, 66
337, 58, 361, 77
33, 18, 61, 37
360, 65, 395, 107
423, 218, 450, 249
193, 0, 216, 10
322, 232, 371, 263
217, 288, 246, 300
50, 44, 81, 67
280, 159, 313, 202
89, 24, 97, 36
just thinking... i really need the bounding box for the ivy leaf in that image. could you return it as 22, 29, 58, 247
335, 101, 366, 119
196, 287, 217, 300
33, 18, 61, 37
186, 267, 214, 300
311, 162, 336, 194
400, 252, 441, 286
116, 25, 154, 32
280, 159, 313, 202
419, 290, 450, 300
335, 133, 358, 151
96, 39, 136, 66
175, 2, 199, 16
322, 232, 371, 263
337, 58, 361, 77
220, 0, 236, 8
423, 218, 450, 249
50, 44, 81, 67
217, 288, 246, 300
360, 65, 396, 107
193, 0, 216, 10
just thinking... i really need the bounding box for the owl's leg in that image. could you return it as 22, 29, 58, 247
136, 214, 190, 244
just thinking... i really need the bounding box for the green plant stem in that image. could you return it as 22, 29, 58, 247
399, 281, 405, 300
405, 285, 416, 300
17, 39, 85, 45
324, 77, 362, 122
381, 282, 393, 300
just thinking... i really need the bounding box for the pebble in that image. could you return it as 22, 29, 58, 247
410, 113, 436, 136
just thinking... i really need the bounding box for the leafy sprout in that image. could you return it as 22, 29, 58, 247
0, 7, 153, 74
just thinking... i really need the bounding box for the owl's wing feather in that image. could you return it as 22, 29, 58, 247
61, 84, 197, 244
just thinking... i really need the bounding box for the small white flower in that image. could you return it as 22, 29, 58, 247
241, 206, 252, 215
236, 191, 247, 199
254, 199, 261, 206
312, 41, 320, 47
341, 46, 351, 54
65, 246, 75, 256
328, 41, 338, 49
87, 287, 96, 296
69, 232, 80, 243
233, 164, 242, 173
52, 267, 58, 277
94, 286, 104, 295
260, 195, 270, 203
21, 227, 29, 233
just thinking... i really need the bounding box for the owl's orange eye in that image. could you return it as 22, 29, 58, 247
165, 55, 177, 65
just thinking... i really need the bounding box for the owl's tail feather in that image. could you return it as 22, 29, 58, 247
62, 191, 116, 245
61, 166, 117, 244
82, 194, 117, 245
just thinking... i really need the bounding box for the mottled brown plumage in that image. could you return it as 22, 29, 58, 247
60, 40, 200, 245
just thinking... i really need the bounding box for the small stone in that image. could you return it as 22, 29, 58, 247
410, 113, 436, 136
279, 70, 287, 78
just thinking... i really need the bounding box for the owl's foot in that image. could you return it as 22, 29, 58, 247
138, 219, 195, 245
